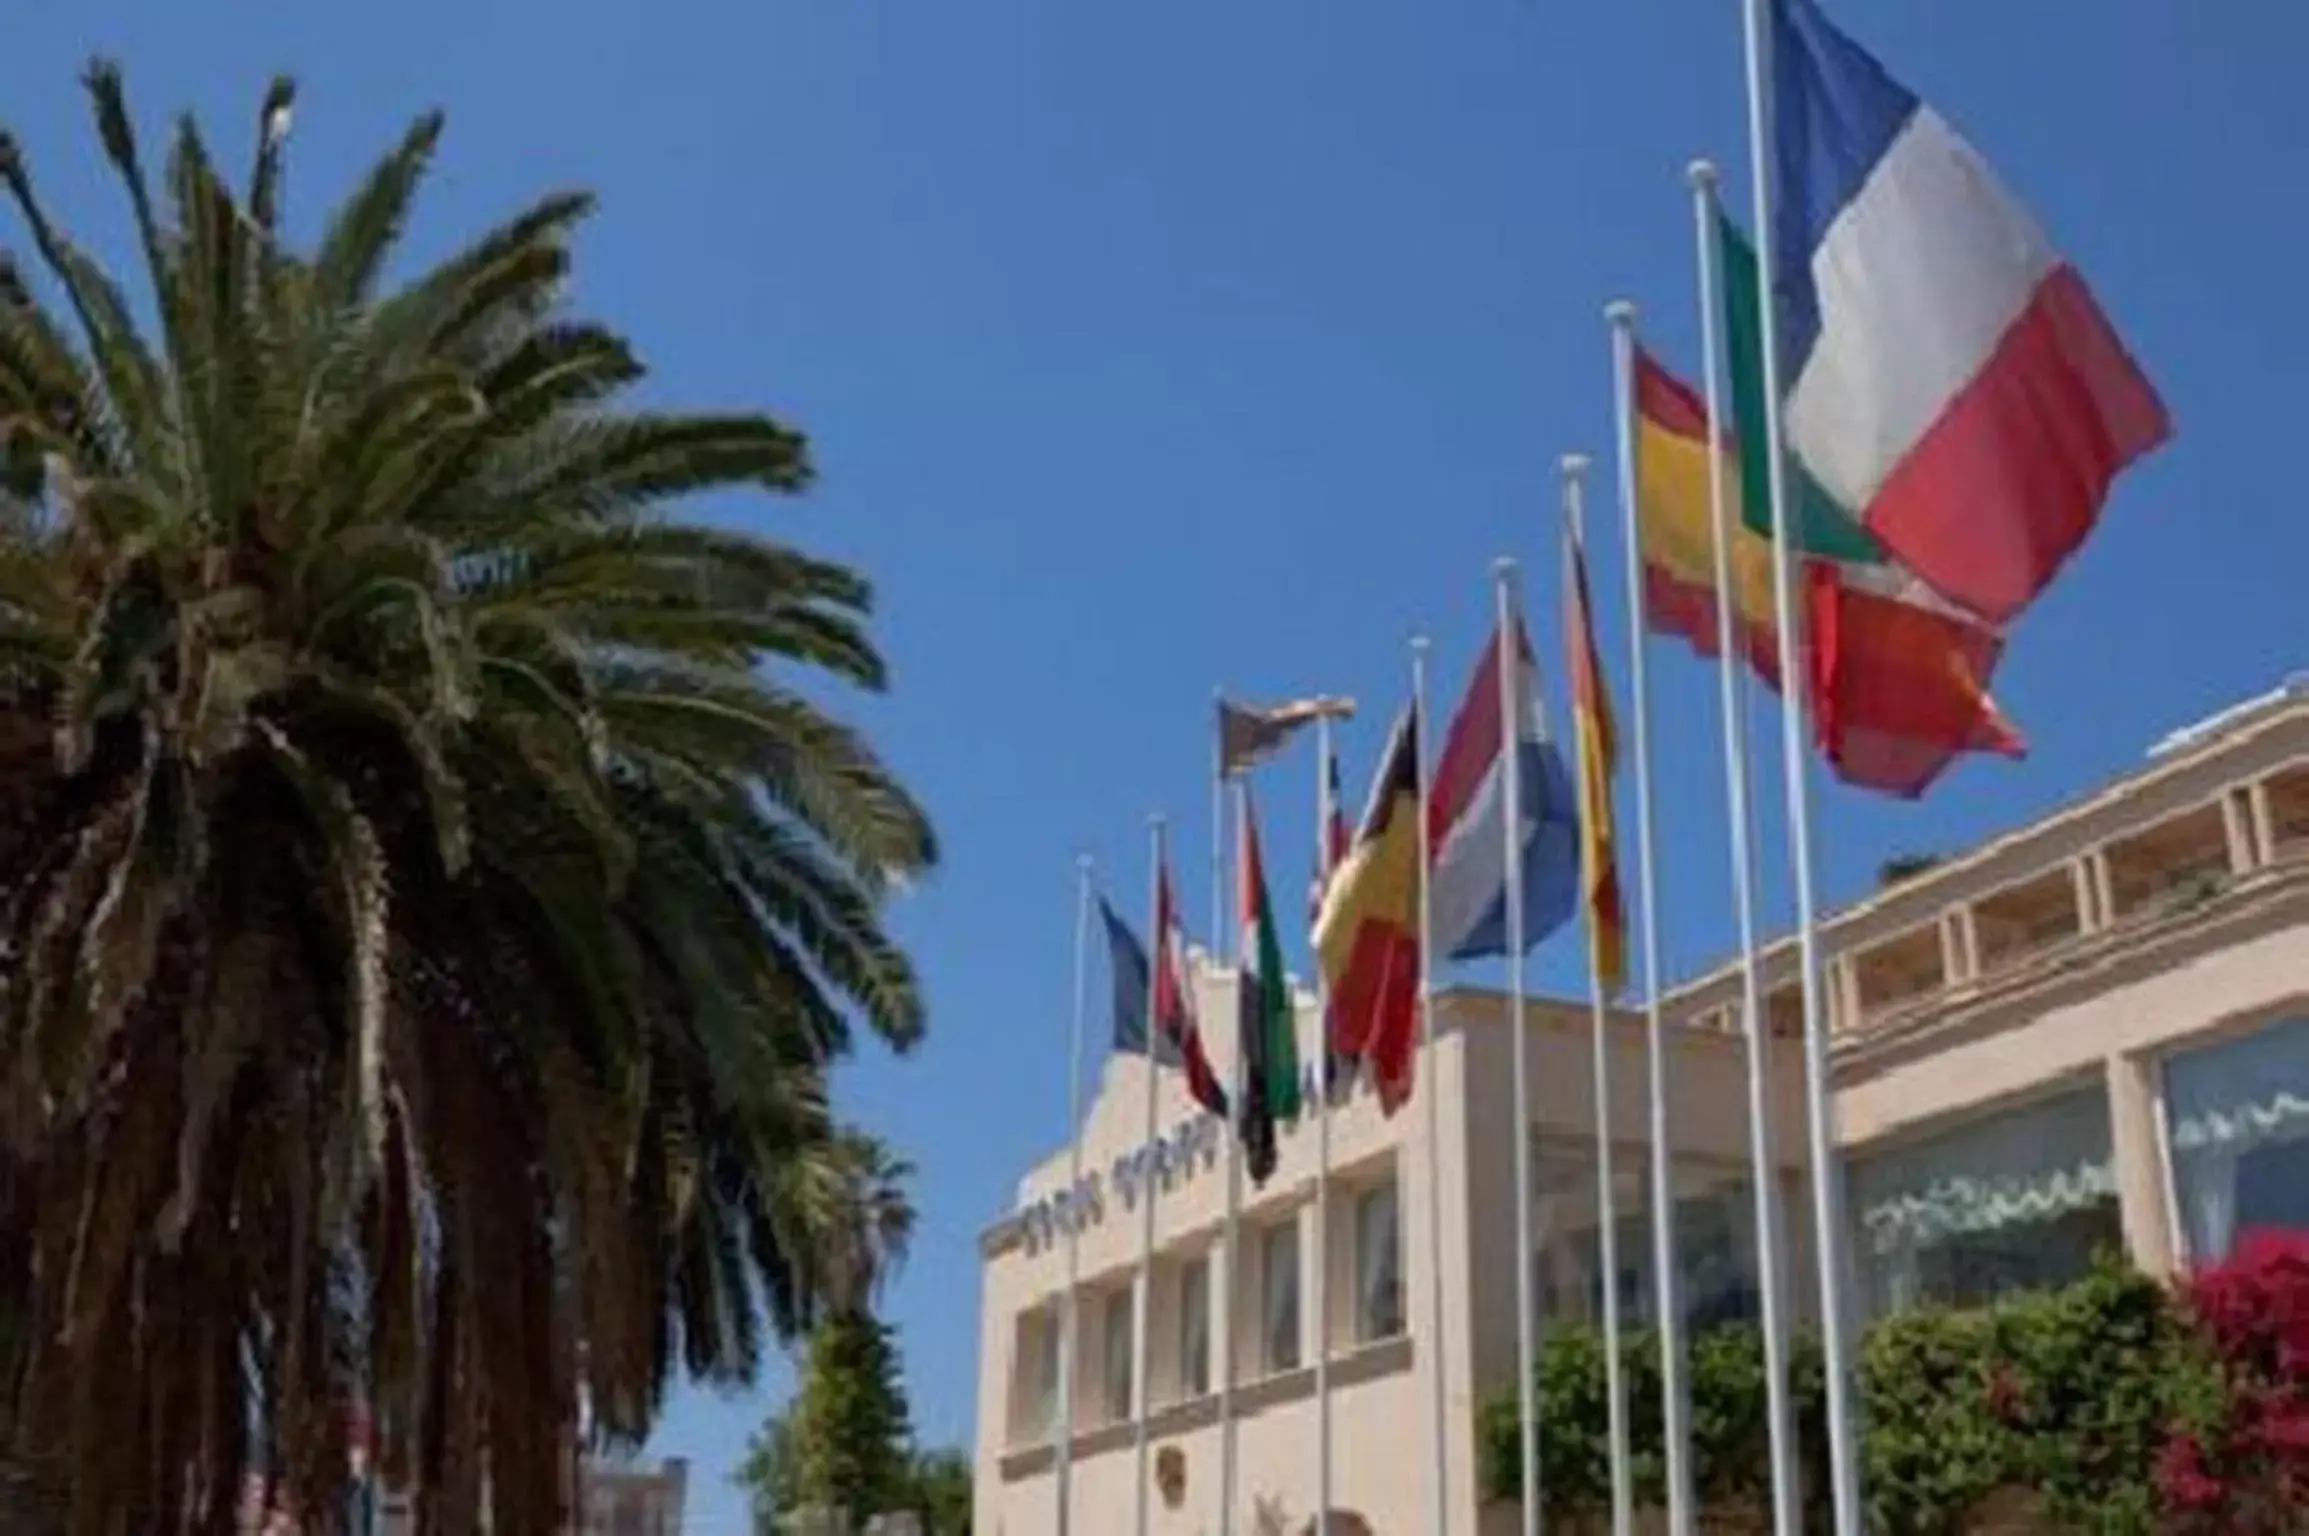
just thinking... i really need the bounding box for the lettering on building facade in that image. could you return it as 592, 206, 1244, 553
1013, 1059, 1363, 1252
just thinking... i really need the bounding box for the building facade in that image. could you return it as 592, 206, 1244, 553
575, 1456, 690, 1536
973, 685, 2309, 1535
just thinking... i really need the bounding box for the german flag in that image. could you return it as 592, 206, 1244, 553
1312, 707, 1422, 1115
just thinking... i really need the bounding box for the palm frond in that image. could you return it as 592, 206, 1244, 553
0, 64, 935, 1534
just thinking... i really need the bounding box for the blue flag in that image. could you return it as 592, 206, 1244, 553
1099, 897, 1178, 1064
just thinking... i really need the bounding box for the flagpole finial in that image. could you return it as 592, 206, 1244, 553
1605, 298, 1638, 328
1687, 157, 1719, 190
1078, 853, 1094, 874
1149, 811, 1166, 831
1491, 555, 1519, 580
1409, 632, 1430, 656
1560, 451, 1592, 481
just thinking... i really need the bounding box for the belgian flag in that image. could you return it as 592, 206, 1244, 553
1312, 707, 1423, 1116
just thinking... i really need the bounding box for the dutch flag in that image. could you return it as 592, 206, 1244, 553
1426, 615, 1580, 962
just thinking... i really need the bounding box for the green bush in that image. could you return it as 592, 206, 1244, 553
1479, 1260, 2221, 1534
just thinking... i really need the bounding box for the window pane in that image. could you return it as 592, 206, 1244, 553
1178, 1257, 1210, 1398
1678, 1176, 1763, 1330
1592, 1207, 1652, 1326
2164, 1015, 2309, 1266
1262, 1222, 1301, 1373
1102, 1291, 1134, 1424
1532, 1154, 1789, 1331
1015, 1305, 1058, 1442
1849, 1086, 2120, 1316
1355, 1182, 1404, 1342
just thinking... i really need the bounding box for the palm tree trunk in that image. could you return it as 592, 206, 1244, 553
0, 1454, 67, 1536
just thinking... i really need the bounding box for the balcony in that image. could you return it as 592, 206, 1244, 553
2102, 801, 2232, 927
1795, 700, 2309, 1051
2267, 762, 2309, 864
1848, 923, 1949, 1033
1973, 866, 2085, 980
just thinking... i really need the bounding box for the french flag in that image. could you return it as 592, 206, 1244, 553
1426, 616, 1580, 962
1772, 0, 2170, 626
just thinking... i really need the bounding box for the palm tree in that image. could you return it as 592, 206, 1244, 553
0, 63, 935, 1535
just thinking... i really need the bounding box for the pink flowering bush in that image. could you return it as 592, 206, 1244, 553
2156, 1229, 2309, 1532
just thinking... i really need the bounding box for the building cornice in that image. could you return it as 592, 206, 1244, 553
1834, 861, 2309, 1084
1661, 698, 2308, 1023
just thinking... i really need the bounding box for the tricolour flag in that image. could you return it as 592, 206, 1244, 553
1641, 330, 2025, 798
1765, 0, 2169, 624
1563, 522, 1627, 995
1312, 707, 1423, 1115
1427, 616, 1579, 962
1236, 793, 1299, 1186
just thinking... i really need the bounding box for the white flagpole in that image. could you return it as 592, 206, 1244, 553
1411, 635, 1453, 1536
1606, 301, 1697, 1536
1688, 156, 1801, 1536
1312, 713, 1337, 1534
1133, 818, 1166, 1536
1492, 558, 1543, 1536
1739, 0, 1868, 1527
1212, 688, 1228, 953
1055, 854, 1095, 1536
1210, 684, 1241, 1536
1218, 781, 1244, 1536
1564, 456, 1634, 1536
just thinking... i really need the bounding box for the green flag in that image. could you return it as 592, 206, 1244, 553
1718, 211, 1886, 566
1235, 793, 1299, 1186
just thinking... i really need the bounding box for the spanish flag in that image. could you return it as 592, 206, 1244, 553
1631, 348, 1782, 687
1561, 524, 1626, 995
1312, 707, 1422, 1115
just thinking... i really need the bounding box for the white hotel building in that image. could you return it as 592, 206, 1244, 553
972, 683, 2309, 1535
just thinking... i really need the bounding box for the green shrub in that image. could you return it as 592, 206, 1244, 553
1478, 1259, 2221, 1533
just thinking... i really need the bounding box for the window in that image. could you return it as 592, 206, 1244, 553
1102, 1289, 1135, 1424
1011, 1304, 1059, 1442
1849, 1086, 2122, 1317
1528, 1149, 1764, 1331
1672, 1175, 1764, 1330
1177, 1255, 1211, 1398
1528, 1149, 1645, 1328
1261, 1220, 1301, 1373
2164, 1015, 2309, 1266
1354, 1180, 1404, 1342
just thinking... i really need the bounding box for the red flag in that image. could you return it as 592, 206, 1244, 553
1154, 857, 1228, 1118
1806, 563, 2025, 799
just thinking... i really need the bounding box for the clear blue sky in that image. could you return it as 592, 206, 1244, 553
13, 1, 2306, 1529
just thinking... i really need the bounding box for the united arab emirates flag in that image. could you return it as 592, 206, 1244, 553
1235, 790, 1299, 1186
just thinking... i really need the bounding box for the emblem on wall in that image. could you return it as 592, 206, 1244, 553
1155, 1445, 1186, 1508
